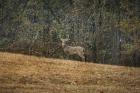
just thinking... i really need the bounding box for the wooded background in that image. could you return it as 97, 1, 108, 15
0, 0, 140, 66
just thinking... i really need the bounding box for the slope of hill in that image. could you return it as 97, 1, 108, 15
0, 52, 139, 93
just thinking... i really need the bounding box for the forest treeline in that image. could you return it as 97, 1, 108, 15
0, 0, 140, 66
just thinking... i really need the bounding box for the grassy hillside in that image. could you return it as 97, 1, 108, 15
0, 52, 139, 93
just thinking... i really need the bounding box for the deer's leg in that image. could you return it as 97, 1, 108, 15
82, 56, 85, 62
67, 55, 70, 60
79, 55, 85, 62
65, 54, 70, 60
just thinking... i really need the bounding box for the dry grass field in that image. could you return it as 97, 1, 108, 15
0, 52, 139, 93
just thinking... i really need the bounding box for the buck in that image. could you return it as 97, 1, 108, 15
60, 38, 85, 61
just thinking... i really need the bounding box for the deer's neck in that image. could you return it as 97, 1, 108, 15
62, 44, 67, 48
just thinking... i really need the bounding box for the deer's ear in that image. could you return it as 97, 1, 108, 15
66, 39, 70, 41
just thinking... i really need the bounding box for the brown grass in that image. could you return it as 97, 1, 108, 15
0, 52, 139, 93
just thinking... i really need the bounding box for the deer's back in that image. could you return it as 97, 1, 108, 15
64, 46, 84, 55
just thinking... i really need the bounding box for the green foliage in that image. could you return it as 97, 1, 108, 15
119, 17, 140, 33
0, 38, 11, 47
122, 44, 135, 54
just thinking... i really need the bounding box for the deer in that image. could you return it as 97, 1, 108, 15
60, 38, 85, 61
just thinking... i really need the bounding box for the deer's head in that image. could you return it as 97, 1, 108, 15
60, 38, 69, 47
